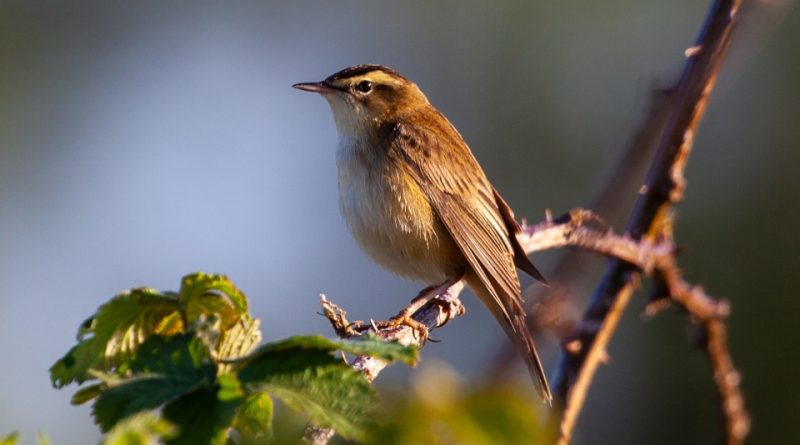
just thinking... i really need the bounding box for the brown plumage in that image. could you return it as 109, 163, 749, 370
294, 64, 551, 401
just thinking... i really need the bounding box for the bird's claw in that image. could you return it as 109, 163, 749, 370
350, 310, 430, 344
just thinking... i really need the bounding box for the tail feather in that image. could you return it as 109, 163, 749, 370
467, 273, 552, 402
511, 313, 552, 402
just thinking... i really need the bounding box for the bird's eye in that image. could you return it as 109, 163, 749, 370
355, 80, 374, 94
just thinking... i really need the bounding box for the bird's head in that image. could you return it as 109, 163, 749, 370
293, 64, 429, 136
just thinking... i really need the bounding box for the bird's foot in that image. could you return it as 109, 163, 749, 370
374, 309, 430, 344
346, 276, 464, 344
347, 309, 430, 344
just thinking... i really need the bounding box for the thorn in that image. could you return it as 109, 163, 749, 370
725, 370, 741, 387
716, 299, 731, 318
685, 45, 702, 57
565, 339, 582, 355
643, 299, 672, 317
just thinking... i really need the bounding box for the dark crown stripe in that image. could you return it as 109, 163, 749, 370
325, 64, 406, 82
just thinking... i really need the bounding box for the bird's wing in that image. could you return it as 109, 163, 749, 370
389, 117, 552, 400
492, 187, 547, 284
389, 118, 525, 324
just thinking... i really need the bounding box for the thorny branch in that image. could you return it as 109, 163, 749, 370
306, 206, 744, 443
553, 0, 748, 444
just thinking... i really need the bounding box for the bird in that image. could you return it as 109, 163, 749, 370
293, 64, 551, 401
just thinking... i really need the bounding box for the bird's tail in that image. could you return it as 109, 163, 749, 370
467, 273, 552, 402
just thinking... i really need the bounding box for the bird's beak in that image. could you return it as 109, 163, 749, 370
292, 81, 337, 95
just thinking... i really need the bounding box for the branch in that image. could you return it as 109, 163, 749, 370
653, 251, 750, 441
303, 281, 466, 443
552, 0, 747, 444
307, 200, 749, 443
320, 281, 466, 381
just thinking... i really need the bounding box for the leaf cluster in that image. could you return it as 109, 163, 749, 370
49, 272, 417, 444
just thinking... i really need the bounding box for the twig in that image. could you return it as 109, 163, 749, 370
552, 1, 747, 444
302, 282, 466, 443
322, 281, 466, 381
654, 251, 750, 441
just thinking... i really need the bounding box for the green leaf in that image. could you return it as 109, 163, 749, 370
178, 273, 248, 327
217, 373, 245, 402
0, 432, 19, 445
71, 383, 105, 405
162, 386, 241, 445
217, 316, 262, 364
231, 392, 273, 444
228, 335, 415, 441
238, 344, 375, 441
50, 342, 102, 388
243, 334, 417, 366
128, 333, 212, 376
92, 334, 216, 432
50, 288, 183, 387
336, 334, 418, 365
101, 412, 177, 445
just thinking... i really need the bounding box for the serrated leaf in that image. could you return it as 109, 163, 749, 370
243, 335, 417, 366
178, 273, 248, 321
96, 289, 184, 357
128, 333, 212, 376
218, 316, 262, 364
231, 392, 273, 444
50, 288, 182, 387
162, 386, 240, 445
185, 293, 240, 331
0, 432, 19, 445
217, 373, 245, 402
101, 412, 177, 445
337, 334, 418, 365
50, 342, 105, 388
71, 383, 105, 405
92, 335, 216, 432
238, 346, 375, 441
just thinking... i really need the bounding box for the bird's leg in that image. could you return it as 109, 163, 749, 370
362, 275, 463, 344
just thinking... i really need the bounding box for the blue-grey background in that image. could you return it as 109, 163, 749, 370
1, 1, 797, 444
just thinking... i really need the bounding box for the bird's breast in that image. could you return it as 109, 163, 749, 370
335, 136, 460, 283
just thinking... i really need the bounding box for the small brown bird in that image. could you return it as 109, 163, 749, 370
294, 64, 551, 401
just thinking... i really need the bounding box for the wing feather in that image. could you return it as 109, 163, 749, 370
389, 118, 552, 400
389, 119, 524, 322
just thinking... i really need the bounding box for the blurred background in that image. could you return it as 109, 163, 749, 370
1, 1, 797, 444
